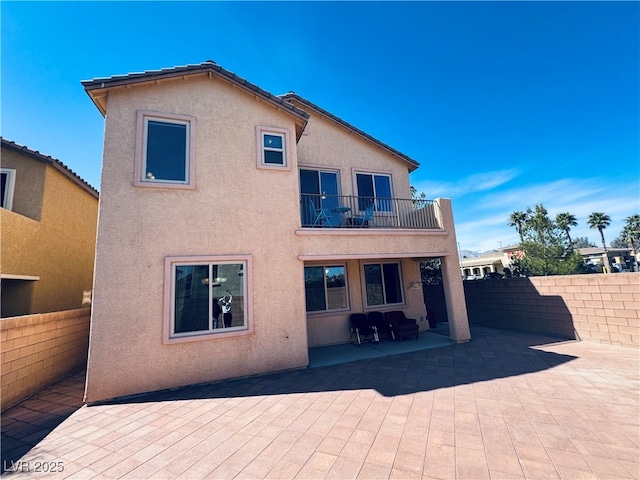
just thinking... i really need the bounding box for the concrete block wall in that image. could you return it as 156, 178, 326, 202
1, 308, 90, 410
464, 273, 639, 347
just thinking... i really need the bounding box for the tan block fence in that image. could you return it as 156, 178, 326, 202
464, 273, 639, 347
1, 308, 90, 411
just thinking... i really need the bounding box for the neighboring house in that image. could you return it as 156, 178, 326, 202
577, 247, 635, 272
0, 138, 99, 317
460, 244, 522, 278
81, 61, 470, 402
462, 245, 637, 277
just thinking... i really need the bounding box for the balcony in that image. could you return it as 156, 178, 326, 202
300, 194, 441, 229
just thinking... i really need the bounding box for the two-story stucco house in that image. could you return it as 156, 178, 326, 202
82, 61, 470, 402
1, 138, 99, 317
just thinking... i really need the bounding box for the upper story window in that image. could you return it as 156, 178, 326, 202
1, 168, 16, 210
355, 172, 393, 212
256, 126, 290, 170
164, 255, 252, 343
135, 111, 195, 188
300, 168, 341, 227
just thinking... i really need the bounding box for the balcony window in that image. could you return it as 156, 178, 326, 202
356, 172, 393, 212
300, 169, 340, 226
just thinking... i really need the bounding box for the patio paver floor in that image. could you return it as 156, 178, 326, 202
2, 325, 638, 479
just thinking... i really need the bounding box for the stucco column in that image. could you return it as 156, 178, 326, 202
441, 256, 471, 342
435, 198, 471, 343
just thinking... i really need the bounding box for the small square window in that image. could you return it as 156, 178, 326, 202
256, 126, 290, 170
263, 134, 284, 165
135, 111, 195, 188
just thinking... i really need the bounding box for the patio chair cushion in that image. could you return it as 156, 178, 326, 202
384, 311, 419, 341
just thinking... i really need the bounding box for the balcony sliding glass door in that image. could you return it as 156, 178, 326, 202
300, 169, 340, 226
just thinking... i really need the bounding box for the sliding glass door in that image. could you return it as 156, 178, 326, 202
300, 169, 339, 226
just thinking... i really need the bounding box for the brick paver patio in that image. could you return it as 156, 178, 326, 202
2, 325, 638, 479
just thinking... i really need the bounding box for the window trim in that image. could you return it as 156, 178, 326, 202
361, 261, 405, 309
1, 168, 16, 211
163, 255, 253, 344
256, 126, 291, 171
299, 167, 342, 193
134, 110, 196, 189
304, 263, 349, 313
353, 170, 394, 214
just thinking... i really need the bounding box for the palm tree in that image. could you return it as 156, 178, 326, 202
555, 212, 578, 247
588, 212, 611, 272
623, 214, 640, 250
508, 211, 528, 244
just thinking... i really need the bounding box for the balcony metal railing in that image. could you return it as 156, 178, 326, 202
300, 194, 441, 229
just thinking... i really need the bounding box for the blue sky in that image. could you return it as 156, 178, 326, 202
2, 1, 638, 253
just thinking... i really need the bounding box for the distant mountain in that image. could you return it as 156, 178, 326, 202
459, 249, 479, 259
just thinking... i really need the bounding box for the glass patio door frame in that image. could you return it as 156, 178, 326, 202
300, 168, 341, 226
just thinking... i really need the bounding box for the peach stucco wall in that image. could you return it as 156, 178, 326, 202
293, 104, 414, 199
305, 258, 429, 347
299, 198, 470, 346
86, 74, 470, 402
291, 101, 469, 345
86, 76, 309, 402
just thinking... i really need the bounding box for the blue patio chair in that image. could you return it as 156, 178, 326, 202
307, 202, 330, 227
351, 203, 376, 227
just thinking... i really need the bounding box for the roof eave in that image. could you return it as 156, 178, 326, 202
0, 138, 99, 198
82, 63, 309, 139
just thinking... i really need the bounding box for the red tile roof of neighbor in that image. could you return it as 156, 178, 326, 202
1, 138, 99, 197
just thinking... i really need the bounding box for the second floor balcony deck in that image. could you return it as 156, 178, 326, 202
300, 194, 441, 230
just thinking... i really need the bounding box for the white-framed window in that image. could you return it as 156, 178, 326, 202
135, 110, 195, 188
362, 262, 404, 307
164, 255, 252, 343
1, 168, 16, 210
304, 264, 348, 312
256, 126, 290, 170
355, 172, 393, 212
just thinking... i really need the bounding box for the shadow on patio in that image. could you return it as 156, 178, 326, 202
93, 325, 578, 405
1, 369, 85, 474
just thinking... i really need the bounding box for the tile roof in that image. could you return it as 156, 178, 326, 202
280, 92, 420, 172
81, 61, 310, 124
81, 61, 420, 170
1, 138, 99, 197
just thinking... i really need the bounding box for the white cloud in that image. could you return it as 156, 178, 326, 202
452, 177, 639, 253
413, 168, 521, 198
